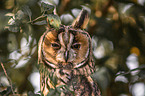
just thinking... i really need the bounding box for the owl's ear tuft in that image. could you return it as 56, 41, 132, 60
72, 9, 89, 29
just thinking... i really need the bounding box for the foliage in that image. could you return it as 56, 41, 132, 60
0, 0, 145, 96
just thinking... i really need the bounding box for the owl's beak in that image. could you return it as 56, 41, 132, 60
64, 51, 69, 62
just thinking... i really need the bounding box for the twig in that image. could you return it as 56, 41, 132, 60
1, 62, 15, 95
27, 15, 46, 24
116, 66, 145, 76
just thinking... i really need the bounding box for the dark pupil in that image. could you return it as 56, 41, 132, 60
52, 43, 60, 49
73, 44, 80, 49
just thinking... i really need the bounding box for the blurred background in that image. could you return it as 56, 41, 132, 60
0, 0, 145, 96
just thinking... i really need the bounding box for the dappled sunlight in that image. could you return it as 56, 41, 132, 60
131, 82, 145, 96
29, 72, 40, 93
8, 36, 37, 68
0, 0, 145, 95
126, 54, 139, 75
115, 75, 128, 83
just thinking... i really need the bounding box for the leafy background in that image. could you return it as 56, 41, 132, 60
0, 0, 145, 96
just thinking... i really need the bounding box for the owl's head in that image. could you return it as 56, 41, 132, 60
38, 9, 92, 69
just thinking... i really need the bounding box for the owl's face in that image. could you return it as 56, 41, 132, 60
38, 9, 91, 69
41, 26, 91, 69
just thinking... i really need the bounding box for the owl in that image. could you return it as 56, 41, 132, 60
38, 9, 101, 96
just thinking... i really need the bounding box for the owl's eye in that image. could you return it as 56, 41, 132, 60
72, 43, 81, 49
51, 43, 60, 50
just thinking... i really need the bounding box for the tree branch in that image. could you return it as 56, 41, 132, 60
116, 66, 145, 76
1, 62, 15, 95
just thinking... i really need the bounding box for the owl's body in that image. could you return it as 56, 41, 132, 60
38, 10, 101, 96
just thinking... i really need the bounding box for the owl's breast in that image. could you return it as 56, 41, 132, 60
55, 63, 95, 85
54, 68, 100, 96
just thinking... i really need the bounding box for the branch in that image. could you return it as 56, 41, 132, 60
1, 62, 15, 95
27, 15, 46, 24
116, 66, 145, 76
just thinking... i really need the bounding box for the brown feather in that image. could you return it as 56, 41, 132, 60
72, 9, 90, 29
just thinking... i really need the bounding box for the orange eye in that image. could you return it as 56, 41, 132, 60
72, 43, 81, 49
51, 43, 60, 50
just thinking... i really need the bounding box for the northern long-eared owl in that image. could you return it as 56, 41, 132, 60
38, 9, 101, 96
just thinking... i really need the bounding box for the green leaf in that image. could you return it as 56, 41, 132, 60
15, 10, 25, 20
34, 20, 47, 25
47, 14, 61, 29
8, 24, 20, 32
6, 10, 24, 32
22, 5, 32, 21
41, 2, 55, 14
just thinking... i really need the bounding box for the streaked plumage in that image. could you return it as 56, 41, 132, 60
38, 9, 101, 96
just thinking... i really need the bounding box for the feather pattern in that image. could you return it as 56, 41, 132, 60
38, 9, 101, 96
